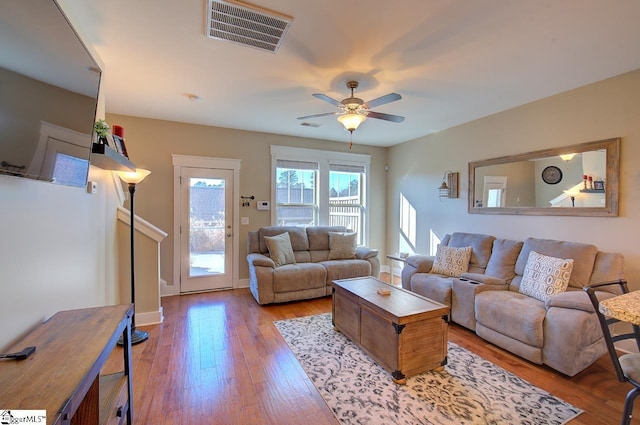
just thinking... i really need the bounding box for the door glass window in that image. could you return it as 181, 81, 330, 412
189, 177, 225, 277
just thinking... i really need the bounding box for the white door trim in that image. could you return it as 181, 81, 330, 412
172, 155, 241, 293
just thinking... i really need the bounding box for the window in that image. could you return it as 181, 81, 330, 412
51, 152, 90, 187
329, 164, 365, 243
399, 192, 416, 253
271, 146, 370, 244
275, 160, 318, 226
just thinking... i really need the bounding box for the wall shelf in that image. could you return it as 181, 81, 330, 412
91, 143, 136, 171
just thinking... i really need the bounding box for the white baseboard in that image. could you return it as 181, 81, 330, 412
136, 307, 164, 327
237, 278, 249, 289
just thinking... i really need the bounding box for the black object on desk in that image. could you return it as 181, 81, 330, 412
0, 346, 35, 361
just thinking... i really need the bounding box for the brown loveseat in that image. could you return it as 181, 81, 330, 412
401, 232, 625, 376
247, 226, 380, 305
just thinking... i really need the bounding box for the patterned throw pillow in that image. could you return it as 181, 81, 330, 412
519, 251, 574, 302
328, 232, 357, 260
431, 245, 472, 277
264, 232, 296, 267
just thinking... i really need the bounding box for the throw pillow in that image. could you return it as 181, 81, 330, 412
519, 251, 574, 302
328, 232, 357, 260
264, 232, 296, 267
431, 245, 472, 277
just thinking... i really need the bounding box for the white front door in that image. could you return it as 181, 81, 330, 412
483, 176, 507, 208
179, 167, 234, 293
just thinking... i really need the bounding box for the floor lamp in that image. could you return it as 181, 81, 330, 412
115, 168, 151, 345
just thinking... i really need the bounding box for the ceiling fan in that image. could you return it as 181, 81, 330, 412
298, 81, 404, 146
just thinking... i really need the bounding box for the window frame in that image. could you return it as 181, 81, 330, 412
270, 145, 371, 245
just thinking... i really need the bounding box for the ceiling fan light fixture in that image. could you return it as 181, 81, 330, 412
338, 113, 366, 132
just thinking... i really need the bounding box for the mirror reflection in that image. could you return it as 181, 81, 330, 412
0, 0, 101, 187
468, 138, 619, 216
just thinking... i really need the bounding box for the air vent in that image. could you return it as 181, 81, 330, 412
206, 0, 293, 53
300, 122, 321, 128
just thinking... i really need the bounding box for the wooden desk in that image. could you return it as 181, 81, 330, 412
0, 305, 134, 425
600, 291, 640, 325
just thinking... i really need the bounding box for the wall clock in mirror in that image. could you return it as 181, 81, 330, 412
541, 165, 563, 184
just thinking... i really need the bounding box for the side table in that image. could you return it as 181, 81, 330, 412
386, 254, 407, 285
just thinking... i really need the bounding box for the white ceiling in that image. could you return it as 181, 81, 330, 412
64, 0, 640, 147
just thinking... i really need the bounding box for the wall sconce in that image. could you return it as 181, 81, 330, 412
241, 195, 255, 207
438, 170, 459, 201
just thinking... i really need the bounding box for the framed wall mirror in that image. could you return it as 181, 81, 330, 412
468, 138, 620, 216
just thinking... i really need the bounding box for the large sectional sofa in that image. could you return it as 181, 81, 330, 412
247, 226, 380, 305
401, 232, 625, 376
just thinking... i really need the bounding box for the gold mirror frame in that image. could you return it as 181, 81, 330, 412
468, 138, 620, 216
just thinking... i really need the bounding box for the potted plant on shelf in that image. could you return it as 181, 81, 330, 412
94, 119, 110, 145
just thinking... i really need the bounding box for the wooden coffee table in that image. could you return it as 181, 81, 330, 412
332, 276, 450, 384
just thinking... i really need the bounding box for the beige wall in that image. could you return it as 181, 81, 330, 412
105, 113, 389, 290
388, 69, 640, 289
0, 166, 122, 350
0, 1, 127, 350
474, 161, 535, 207
117, 214, 163, 321
0, 68, 96, 167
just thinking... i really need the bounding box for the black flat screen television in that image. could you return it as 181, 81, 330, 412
0, 0, 101, 188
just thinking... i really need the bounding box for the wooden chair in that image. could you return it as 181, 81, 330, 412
584, 280, 640, 425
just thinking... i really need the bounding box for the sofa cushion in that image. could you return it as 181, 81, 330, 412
484, 238, 523, 282
328, 232, 357, 260
264, 232, 296, 267
545, 289, 612, 312
259, 226, 309, 253
519, 251, 574, 302
431, 245, 472, 277
589, 251, 625, 286
515, 238, 597, 290
447, 232, 496, 273
307, 226, 348, 251
272, 263, 326, 293
476, 291, 546, 347
322, 259, 372, 284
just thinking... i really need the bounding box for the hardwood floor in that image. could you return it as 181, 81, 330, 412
106, 279, 640, 424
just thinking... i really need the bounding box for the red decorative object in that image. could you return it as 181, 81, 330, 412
112, 125, 124, 137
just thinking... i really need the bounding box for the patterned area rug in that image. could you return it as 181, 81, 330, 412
274, 313, 583, 425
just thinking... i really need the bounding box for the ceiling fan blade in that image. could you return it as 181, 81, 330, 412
312, 93, 343, 107
297, 112, 337, 120
363, 93, 402, 109
366, 111, 405, 123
